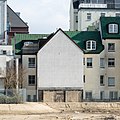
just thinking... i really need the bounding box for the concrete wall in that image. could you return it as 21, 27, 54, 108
66, 91, 82, 102
43, 90, 82, 102
37, 30, 83, 89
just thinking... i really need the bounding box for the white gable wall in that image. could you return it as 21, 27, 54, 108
37, 30, 83, 89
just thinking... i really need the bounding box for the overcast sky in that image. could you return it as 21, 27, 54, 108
7, 0, 70, 34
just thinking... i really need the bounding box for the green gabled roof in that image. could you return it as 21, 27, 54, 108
14, 31, 104, 54
65, 31, 104, 54
12, 33, 49, 45
100, 17, 120, 39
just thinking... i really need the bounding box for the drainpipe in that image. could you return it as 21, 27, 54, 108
16, 58, 19, 94
36, 54, 38, 102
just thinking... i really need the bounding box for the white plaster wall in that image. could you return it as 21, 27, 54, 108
84, 39, 120, 100
102, 39, 120, 99
22, 55, 36, 89
37, 30, 83, 88
22, 55, 37, 100
0, 45, 13, 56
78, 9, 120, 31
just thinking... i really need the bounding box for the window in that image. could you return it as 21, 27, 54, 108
28, 75, 35, 85
28, 58, 35, 68
108, 43, 115, 52
33, 95, 37, 102
100, 91, 104, 100
108, 77, 115, 86
108, 24, 118, 33
101, 13, 105, 17
108, 58, 115, 67
27, 95, 31, 102
86, 41, 96, 50
83, 75, 85, 83
109, 91, 118, 100
100, 58, 105, 68
85, 92, 92, 100
3, 50, 6, 55
91, 0, 97, 3
116, 13, 120, 17
87, 58, 92, 68
100, 75, 104, 86
76, 16, 78, 22
87, 13, 91, 21
83, 58, 85, 65
98, 0, 104, 4
86, 0, 90, 3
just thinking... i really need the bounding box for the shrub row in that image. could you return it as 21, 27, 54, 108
0, 96, 22, 104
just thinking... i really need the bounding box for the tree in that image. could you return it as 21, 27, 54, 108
4, 63, 27, 95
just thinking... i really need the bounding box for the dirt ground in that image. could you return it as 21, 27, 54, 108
0, 102, 120, 120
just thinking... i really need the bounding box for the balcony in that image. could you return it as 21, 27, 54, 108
79, 3, 120, 9
79, 3, 107, 8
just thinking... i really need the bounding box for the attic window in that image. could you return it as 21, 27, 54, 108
108, 24, 118, 34
86, 40, 96, 50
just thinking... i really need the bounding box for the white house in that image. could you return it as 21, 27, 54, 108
37, 29, 83, 102
70, 0, 120, 31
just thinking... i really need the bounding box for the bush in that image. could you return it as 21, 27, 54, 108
0, 95, 22, 104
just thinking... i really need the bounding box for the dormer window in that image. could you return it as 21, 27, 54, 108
108, 24, 118, 34
86, 40, 96, 50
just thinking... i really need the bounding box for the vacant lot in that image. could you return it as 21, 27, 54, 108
0, 102, 120, 120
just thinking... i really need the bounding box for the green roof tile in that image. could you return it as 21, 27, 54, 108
65, 31, 104, 54
12, 33, 49, 45
14, 31, 104, 54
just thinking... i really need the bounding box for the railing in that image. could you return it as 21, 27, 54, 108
79, 3, 120, 9
79, 3, 107, 8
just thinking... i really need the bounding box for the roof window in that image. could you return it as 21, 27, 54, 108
86, 40, 96, 50
108, 24, 118, 34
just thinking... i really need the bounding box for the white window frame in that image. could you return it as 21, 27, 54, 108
108, 43, 115, 52
108, 24, 118, 33
87, 13, 91, 21
100, 75, 104, 86
108, 58, 115, 67
28, 58, 35, 68
86, 40, 96, 50
85, 91, 92, 100
76, 16, 78, 23
28, 75, 36, 86
100, 58, 105, 68
108, 77, 115, 86
87, 58, 92, 68
109, 91, 118, 100
101, 13, 105, 17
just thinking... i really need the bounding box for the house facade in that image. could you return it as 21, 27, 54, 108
15, 29, 83, 102
37, 29, 83, 102
14, 16, 120, 102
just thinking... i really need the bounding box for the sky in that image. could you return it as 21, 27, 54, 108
7, 0, 70, 34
